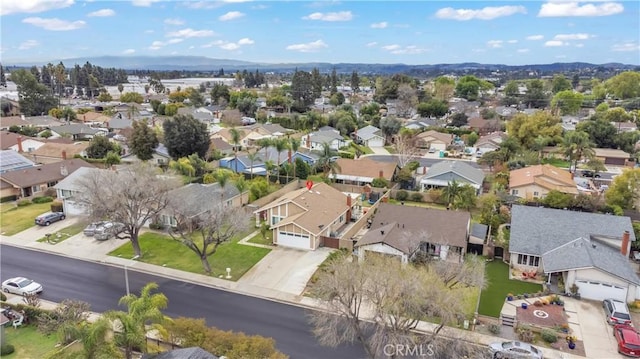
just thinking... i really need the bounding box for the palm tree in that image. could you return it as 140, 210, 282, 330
214, 169, 232, 202
105, 283, 168, 359
316, 142, 341, 181
443, 180, 462, 209
77, 318, 122, 359
234, 176, 248, 206
274, 138, 287, 173
532, 135, 551, 164
246, 150, 261, 180
561, 130, 595, 173
289, 137, 301, 179
256, 138, 273, 162
229, 127, 241, 173
264, 160, 276, 183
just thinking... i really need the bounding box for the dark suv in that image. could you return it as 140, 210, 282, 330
35, 212, 66, 226
581, 170, 601, 178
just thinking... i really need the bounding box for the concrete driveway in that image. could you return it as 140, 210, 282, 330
4, 216, 81, 240
568, 299, 624, 358
238, 247, 334, 296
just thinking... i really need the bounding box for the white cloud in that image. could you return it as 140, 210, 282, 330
220, 43, 240, 50
303, 11, 353, 21
487, 40, 503, 48
382, 44, 401, 51
201, 40, 225, 48
553, 33, 592, 40
507, 39, 518, 44
612, 42, 640, 52
148, 38, 182, 50
1, 0, 74, 16
22, 17, 86, 31
238, 38, 254, 45
18, 40, 39, 50
145, 29, 154, 34
132, 0, 160, 7
164, 18, 184, 25
167, 38, 183, 44
526, 34, 544, 40
219, 11, 245, 21
517, 48, 530, 53
435, 5, 526, 20
123, 49, 136, 54
544, 40, 568, 47
370, 21, 388, 29
366, 42, 378, 47
538, 1, 624, 17
386, 45, 426, 55
574, 43, 584, 48
87, 9, 115, 17
286, 39, 328, 52
167, 28, 215, 38
202, 38, 254, 51
182, 1, 222, 9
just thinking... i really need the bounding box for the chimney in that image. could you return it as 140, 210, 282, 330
379, 170, 384, 178
423, 167, 426, 174
622, 231, 631, 257
17, 136, 23, 152
306, 134, 311, 148
60, 165, 68, 176
345, 194, 352, 222
61, 150, 67, 160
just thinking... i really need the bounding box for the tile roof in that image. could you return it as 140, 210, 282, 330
0, 116, 29, 128
594, 148, 630, 159
415, 130, 452, 144
333, 158, 397, 182
355, 203, 470, 252
29, 142, 90, 159
1, 159, 94, 187
509, 164, 577, 194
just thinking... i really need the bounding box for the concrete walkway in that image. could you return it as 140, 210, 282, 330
368, 146, 390, 155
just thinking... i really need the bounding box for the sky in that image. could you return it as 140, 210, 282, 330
1, 0, 639, 66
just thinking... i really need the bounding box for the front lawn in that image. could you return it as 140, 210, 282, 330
0, 202, 52, 236
109, 232, 271, 280
36, 222, 86, 244
384, 146, 396, 154
247, 230, 273, 246
478, 260, 543, 318
542, 157, 570, 168
1, 325, 59, 358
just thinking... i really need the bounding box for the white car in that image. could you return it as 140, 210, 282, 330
2, 277, 43, 295
488, 341, 543, 358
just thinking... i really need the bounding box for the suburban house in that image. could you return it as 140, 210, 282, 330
420, 160, 485, 194
106, 117, 133, 131
121, 144, 171, 167
253, 182, 358, 250
330, 158, 398, 186
49, 124, 102, 141
613, 122, 638, 133
26, 142, 90, 164
353, 125, 385, 148
79, 111, 111, 124
468, 117, 502, 136
415, 130, 453, 151
475, 132, 506, 154
1, 132, 45, 153
54, 167, 105, 216
301, 129, 349, 151
220, 147, 289, 174
0, 115, 29, 130
509, 205, 639, 302
594, 148, 630, 166
354, 203, 470, 263
159, 183, 247, 229
25, 115, 61, 129
0, 159, 94, 199
0, 150, 35, 174
509, 164, 578, 200
210, 138, 234, 156
215, 123, 289, 148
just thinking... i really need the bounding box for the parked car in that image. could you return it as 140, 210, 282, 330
2, 277, 43, 295
604, 298, 632, 325
581, 169, 601, 178
35, 212, 65, 226
83, 221, 106, 237
488, 341, 543, 358
614, 324, 640, 357
94, 222, 125, 241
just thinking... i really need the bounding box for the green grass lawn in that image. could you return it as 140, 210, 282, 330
247, 231, 273, 246
478, 260, 543, 318
542, 157, 571, 168
0, 202, 52, 236
1, 325, 59, 358
384, 146, 396, 154
36, 221, 87, 244
109, 232, 271, 280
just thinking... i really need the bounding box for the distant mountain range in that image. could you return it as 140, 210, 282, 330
4, 55, 638, 74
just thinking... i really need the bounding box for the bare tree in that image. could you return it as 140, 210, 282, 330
76, 164, 180, 257
394, 132, 420, 168
309, 254, 483, 359
167, 203, 248, 274
396, 84, 418, 118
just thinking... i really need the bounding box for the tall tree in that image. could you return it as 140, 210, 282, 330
229, 127, 241, 173
290, 70, 314, 112
605, 168, 640, 210
0, 63, 6, 87
433, 76, 455, 102
86, 135, 118, 159
311, 67, 323, 99
129, 119, 159, 161
576, 117, 617, 148
561, 130, 595, 173
11, 69, 58, 116
605, 71, 640, 99
379, 116, 402, 143
506, 111, 562, 150
524, 79, 548, 108
551, 90, 584, 115
315, 142, 341, 180
551, 74, 572, 94
246, 150, 261, 180
350, 71, 360, 93
76, 164, 179, 257
330, 67, 338, 95
163, 114, 210, 160
234, 176, 248, 206
117, 83, 124, 97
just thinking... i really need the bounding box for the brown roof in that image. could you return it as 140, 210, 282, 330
509, 164, 577, 194
80, 112, 111, 123
594, 148, 630, 159
210, 137, 233, 152
256, 182, 350, 235
29, 142, 90, 159
1, 159, 95, 188
334, 158, 397, 181
468, 117, 501, 130
416, 130, 453, 144
0, 116, 29, 128
355, 203, 470, 252
0, 131, 23, 149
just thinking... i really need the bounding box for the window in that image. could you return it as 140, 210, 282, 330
271, 216, 282, 225
511, 189, 519, 195
339, 214, 344, 223
533, 191, 539, 197
528, 256, 540, 267
47, 181, 57, 187
517, 254, 528, 265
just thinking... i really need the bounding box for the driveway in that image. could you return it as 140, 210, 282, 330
3, 216, 82, 242
238, 247, 334, 295
369, 146, 389, 155
569, 299, 623, 358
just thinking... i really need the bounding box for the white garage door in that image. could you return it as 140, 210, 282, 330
277, 232, 310, 250
368, 138, 384, 148
576, 280, 627, 302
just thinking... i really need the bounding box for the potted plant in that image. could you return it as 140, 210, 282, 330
521, 302, 528, 309
566, 335, 577, 349
560, 323, 570, 333
507, 293, 514, 301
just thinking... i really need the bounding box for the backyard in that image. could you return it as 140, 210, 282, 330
108, 231, 271, 280
478, 260, 543, 318
1, 325, 59, 358
0, 202, 52, 236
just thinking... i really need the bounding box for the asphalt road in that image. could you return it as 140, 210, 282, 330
0, 245, 365, 359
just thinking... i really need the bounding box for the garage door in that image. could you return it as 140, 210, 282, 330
368, 138, 384, 148
576, 280, 627, 302
277, 232, 310, 250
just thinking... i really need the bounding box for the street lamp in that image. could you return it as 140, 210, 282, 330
124, 255, 139, 296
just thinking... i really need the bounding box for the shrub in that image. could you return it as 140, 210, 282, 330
17, 199, 31, 207
534, 300, 542, 307
541, 329, 558, 343
488, 324, 501, 335
0, 292, 6, 301
0, 195, 17, 203
371, 177, 389, 188
149, 222, 165, 231
517, 325, 535, 343
0, 344, 15, 355
338, 152, 355, 159
32, 196, 54, 204
50, 201, 64, 213
396, 190, 409, 201
410, 193, 424, 202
